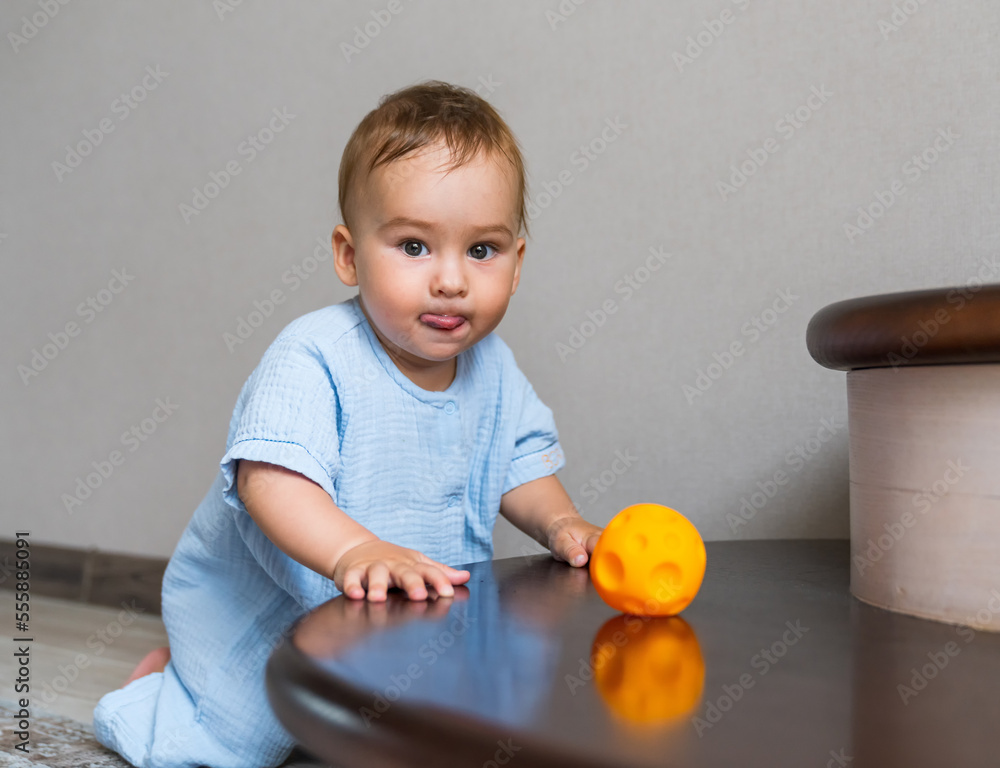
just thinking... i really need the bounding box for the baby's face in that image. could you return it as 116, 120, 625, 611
334, 142, 525, 389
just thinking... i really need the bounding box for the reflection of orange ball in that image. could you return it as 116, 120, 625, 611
592, 615, 704, 723
590, 504, 706, 616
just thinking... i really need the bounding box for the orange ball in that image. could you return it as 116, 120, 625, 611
589, 503, 706, 616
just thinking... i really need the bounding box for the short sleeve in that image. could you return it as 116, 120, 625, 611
502, 368, 566, 496
219, 335, 341, 512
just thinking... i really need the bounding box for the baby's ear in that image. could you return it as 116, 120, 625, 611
510, 237, 526, 295
332, 225, 358, 286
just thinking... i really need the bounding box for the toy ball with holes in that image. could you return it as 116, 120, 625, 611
589, 503, 707, 616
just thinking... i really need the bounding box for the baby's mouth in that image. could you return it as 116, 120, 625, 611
420, 314, 466, 330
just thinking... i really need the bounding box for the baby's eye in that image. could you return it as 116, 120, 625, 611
468, 243, 497, 261
401, 240, 428, 257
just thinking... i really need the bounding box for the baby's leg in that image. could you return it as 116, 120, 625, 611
123, 646, 171, 687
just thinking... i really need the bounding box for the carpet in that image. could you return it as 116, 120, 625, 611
0, 700, 331, 767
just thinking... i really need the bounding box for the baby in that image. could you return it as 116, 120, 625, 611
92, 80, 602, 767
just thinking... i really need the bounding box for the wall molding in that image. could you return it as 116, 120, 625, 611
0, 538, 166, 616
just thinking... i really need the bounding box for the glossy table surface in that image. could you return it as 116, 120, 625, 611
266, 541, 1000, 768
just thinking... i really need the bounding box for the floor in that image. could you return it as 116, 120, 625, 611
0, 589, 169, 725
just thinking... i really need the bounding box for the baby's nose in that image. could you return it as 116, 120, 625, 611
431, 254, 468, 294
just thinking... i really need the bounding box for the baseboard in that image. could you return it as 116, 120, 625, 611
0, 538, 166, 616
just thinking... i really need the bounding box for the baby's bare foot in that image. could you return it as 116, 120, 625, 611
123, 646, 171, 687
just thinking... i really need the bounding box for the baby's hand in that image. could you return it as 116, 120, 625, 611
546, 516, 603, 568
333, 540, 470, 602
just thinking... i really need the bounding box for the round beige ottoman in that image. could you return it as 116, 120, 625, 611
807, 285, 1000, 630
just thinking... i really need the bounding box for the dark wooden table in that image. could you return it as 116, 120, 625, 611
266, 541, 1000, 768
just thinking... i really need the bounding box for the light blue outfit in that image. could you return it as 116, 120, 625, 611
92, 294, 565, 768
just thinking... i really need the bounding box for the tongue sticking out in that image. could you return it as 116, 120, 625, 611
421, 314, 465, 330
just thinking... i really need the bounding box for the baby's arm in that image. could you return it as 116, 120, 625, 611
236, 460, 469, 601
499, 474, 603, 567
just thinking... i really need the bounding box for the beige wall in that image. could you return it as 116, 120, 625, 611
4, 1, 997, 559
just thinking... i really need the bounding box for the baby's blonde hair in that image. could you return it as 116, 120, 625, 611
338, 80, 528, 238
